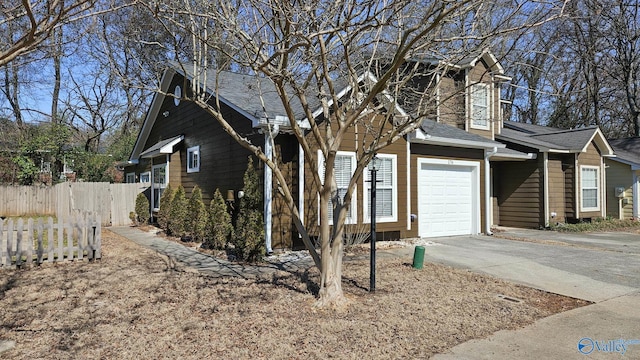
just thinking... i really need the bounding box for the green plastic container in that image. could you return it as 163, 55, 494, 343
412, 245, 425, 269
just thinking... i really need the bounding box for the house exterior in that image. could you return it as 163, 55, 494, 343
125, 51, 517, 251
606, 138, 640, 220
492, 121, 615, 227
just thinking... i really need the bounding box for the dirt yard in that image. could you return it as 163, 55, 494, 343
0, 229, 589, 359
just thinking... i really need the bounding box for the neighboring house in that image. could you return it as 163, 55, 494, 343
492, 121, 615, 227
125, 51, 513, 250
606, 138, 640, 220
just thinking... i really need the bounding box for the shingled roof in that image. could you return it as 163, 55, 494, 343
498, 121, 614, 155
608, 138, 640, 167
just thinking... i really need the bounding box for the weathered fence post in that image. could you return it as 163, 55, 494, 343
36, 218, 43, 264
47, 217, 54, 263
16, 219, 23, 267
0, 219, 4, 267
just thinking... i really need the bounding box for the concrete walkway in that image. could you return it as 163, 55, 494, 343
109, 226, 314, 279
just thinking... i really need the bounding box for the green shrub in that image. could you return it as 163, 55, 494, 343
188, 186, 208, 242
134, 192, 150, 225
231, 157, 265, 262
168, 185, 188, 237
157, 183, 174, 230
204, 188, 232, 249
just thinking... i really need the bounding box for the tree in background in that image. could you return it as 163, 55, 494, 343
501, 0, 640, 137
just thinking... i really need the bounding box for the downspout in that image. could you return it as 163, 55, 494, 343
264, 123, 279, 254
406, 139, 411, 231
575, 155, 580, 219
298, 143, 305, 227
543, 152, 549, 228
150, 157, 154, 221
601, 156, 606, 218
485, 147, 498, 235
633, 172, 639, 219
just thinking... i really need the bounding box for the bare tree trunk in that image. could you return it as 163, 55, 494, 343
3, 64, 23, 129
51, 27, 63, 123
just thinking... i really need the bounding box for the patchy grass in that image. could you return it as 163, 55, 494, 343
550, 218, 640, 233
0, 229, 590, 359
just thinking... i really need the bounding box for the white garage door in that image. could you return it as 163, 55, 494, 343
418, 160, 479, 237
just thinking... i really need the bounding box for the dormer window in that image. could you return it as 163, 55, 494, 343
470, 83, 490, 130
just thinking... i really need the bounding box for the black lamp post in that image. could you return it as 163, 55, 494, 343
368, 155, 380, 292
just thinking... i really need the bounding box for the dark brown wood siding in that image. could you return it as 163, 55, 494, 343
301, 115, 410, 240
271, 134, 298, 250
494, 158, 543, 228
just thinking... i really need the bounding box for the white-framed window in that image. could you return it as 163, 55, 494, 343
152, 164, 167, 211
363, 154, 397, 223
125, 172, 136, 183
581, 165, 600, 211
140, 171, 151, 183
470, 83, 490, 129
318, 150, 357, 224
187, 145, 200, 173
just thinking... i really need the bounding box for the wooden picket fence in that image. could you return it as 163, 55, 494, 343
0, 214, 101, 268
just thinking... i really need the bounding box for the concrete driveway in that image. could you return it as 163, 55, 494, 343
397, 228, 640, 303
401, 228, 640, 359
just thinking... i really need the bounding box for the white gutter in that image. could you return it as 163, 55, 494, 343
264, 124, 280, 254
543, 152, 549, 227
485, 147, 498, 235
410, 134, 505, 150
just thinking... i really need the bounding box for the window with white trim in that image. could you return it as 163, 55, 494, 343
318, 151, 357, 224
363, 154, 397, 223
125, 172, 135, 183
140, 171, 150, 183
470, 83, 490, 129
581, 166, 600, 211
187, 145, 200, 173
152, 164, 167, 211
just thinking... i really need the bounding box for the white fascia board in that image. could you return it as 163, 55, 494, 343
581, 127, 615, 156
490, 152, 537, 161
410, 132, 505, 150
160, 135, 184, 153
257, 114, 310, 130
130, 68, 176, 162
